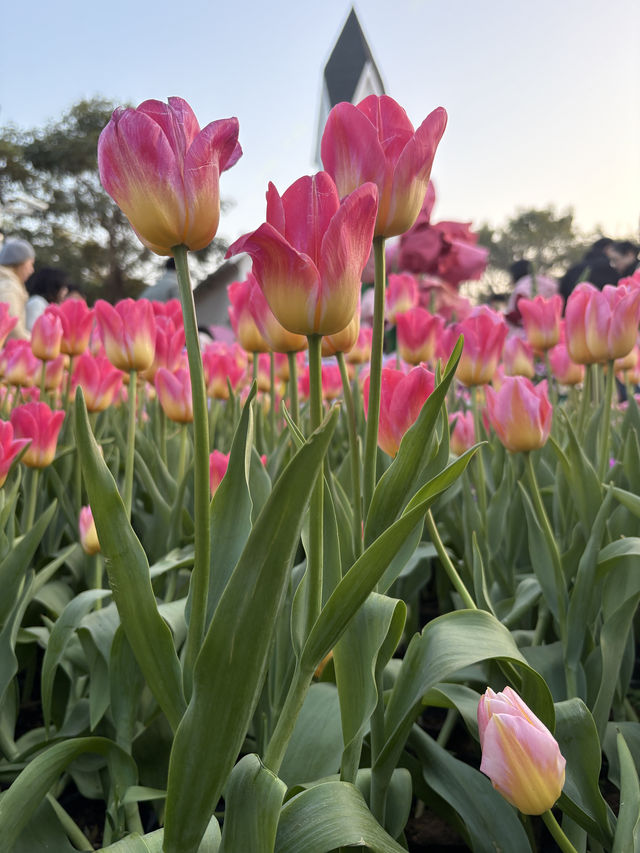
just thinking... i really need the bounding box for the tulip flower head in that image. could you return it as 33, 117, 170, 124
455, 307, 508, 387
449, 410, 475, 456
202, 342, 246, 400
0, 420, 30, 486
548, 341, 584, 386
98, 97, 241, 255
209, 450, 230, 497
322, 95, 447, 237
485, 377, 552, 453
228, 278, 270, 354
518, 294, 562, 352
396, 307, 443, 365
478, 686, 566, 815
10, 402, 65, 468
227, 172, 378, 336
386, 273, 419, 324
346, 326, 373, 365
1, 339, 41, 387
79, 506, 100, 555
47, 300, 94, 357
502, 335, 535, 379
30, 312, 63, 361
565, 282, 640, 364
363, 364, 435, 457
95, 299, 156, 372
0, 303, 18, 348
247, 271, 307, 353
155, 367, 193, 423
72, 352, 124, 412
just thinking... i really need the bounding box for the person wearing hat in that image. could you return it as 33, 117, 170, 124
0, 238, 36, 339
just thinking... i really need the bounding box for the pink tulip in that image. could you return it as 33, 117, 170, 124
0, 420, 30, 486
616, 343, 640, 375
209, 450, 230, 497
247, 271, 307, 353
548, 341, 584, 386
321, 95, 447, 238
485, 377, 552, 453
227, 172, 378, 336
141, 315, 186, 383
31, 312, 63, 361
155, 367, 193, 423
396, 307, 443, 365
565, 282, 640, 364
437, 238, 488, 288
518, 294, 562, 352
455, 307, 508, 386
44, 355, 67, 393
1, 339, 41, 387
0, 304, 18, 348
322, 304, 360, 357
46, 300, 94, 357
298, 362, 343, 402
363, 365, 435, 457
98, 97, 241, 255
72, 352, 124, 412
502, 336, 535, 379
95, 299, 156, 372
449, 411, 475, 456
228, 278, 270, 354
478, 686, 566, 815
79, 506, 100, 555
10, 402, 65, 468
202, 341, 246, 400
386, 273, 419, 323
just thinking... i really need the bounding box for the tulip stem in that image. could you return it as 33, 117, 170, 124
173, 245, 211, 699
306, 333, 324, 632
337, 352, 363, 558
470, 386, 487, 524
597, 359, 614, 481
123, 369, 137, 519
425, 509, 476, 609
263, 663, 315, 773
24, 468, 40, 532
287, 351, 300, 428
541, 810, 580, 853
363, 236, 386, 517
269, 351, 276, 442
578, 364, 592, 437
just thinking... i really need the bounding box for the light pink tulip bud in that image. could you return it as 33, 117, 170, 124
478, 686, 566, 815
566, 282, 640, 364
228, 278, 270, 354
47, 300, 94, 356
95, 299, 156, 372
363, 365, 435, 457
79, 506, 100, 555
503, 336, 535, 379
485, 377, 552, 453
72, 352, 124, 412
155, 367, 193, 423
0, 420, 30, 486
346, 327, 373, 366
396, 307, 443, 365
456, 307, 508, 387
2, 339, 41, 387
209, 450, 230, 497
31, 312, 63, 361
386, 273, 419, 324
518, 294, 562, 352
10, 402, 65, 468
449, 411, 475, 456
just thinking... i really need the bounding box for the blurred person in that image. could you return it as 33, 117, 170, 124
505, 260, 558, 327
0, 238, 36, 339
559, 238, 618, 303
25, 267, 71, 330
142, 257, 180, 302
609, 240, 639, 279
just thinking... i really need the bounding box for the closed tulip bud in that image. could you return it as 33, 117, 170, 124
503, 336, 535, 379
209, 450, 230, 497
322, 307, 360, 357
0, 420, 30, 486
396, 307, 443, 365
322, 95, 447, 238
478, 686, 566, 815
95, 299, 156, 372
72, 352, 124, 413
44, 355, 67, 394
2, 339, 41, 387
142, 316, 185, 383
227, 172, 378, 337
456, 307, 508, 386
10, 402, 65, 468
485, 377, 552, 453
98, 97, 241, 255
449, 411, 475, 456
47, 300, 94, 356
228, 278, 270, 354
566, 282, 640, 364
0, 304, 18, 348
386, 273, 419, 323
346, 326, 373, 365
31, 312, 63, 361
518, 294, 562, 352
79, 506, 100, 555
202, 342, 246, 400
363, 365, 435, 457
155, 367, 193, 423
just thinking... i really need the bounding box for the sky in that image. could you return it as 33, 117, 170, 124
1, 0, 639, 251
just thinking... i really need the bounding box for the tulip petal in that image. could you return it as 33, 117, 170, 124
280, 173, 340, 267
321, 102, 386, 198
137, 97, 200, 165
317, 182, 378, 334
356, 94, 416, 163
228, 224, 321, 336
265, 182, 286, 235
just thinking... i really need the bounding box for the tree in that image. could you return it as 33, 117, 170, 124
0, 99, 227, 302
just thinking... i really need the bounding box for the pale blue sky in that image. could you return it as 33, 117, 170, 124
2, 0, 639, 246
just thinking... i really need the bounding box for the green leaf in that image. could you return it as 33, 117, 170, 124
612, 731, 640, 853
0, 573, 35, 711
163, 408, 338, 853
98, 819, 221, 852
408, 725, 533, 853
279, 683, 343, 787
41, 588, 110, 732
555, 698, 613, 847
219, 755, 286, 853
0, 737, 137, 852
74, 387, 186, 731
275, 781, 406, 852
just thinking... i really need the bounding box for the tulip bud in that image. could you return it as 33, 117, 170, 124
79, 506, 100, 555
478, 686, 566, 815
485, 377, 552, 453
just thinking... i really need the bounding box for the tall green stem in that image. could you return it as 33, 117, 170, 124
470, 386, 487, 525
287, 351, 300, 428
306, 334, 324, 632
578, 364, 592, 437
597, 360, 614, 481
173, 245, 211, 697
24, 468, 40, 532
263, 663, 315, 773
123, 369, 137, 519
541, 810, 580, 853
337, 352, 363, 557
269, 351, 276, 442
425, 509, 476, 609
363, 236, 386, 517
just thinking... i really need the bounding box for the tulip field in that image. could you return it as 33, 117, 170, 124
1, 94, 640, 853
